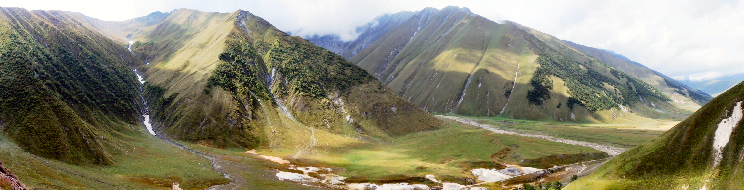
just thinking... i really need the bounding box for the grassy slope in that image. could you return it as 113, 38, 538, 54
316, 6, 685, 123
0, 123, 229, 189
0, 7, 147, 165
563, 40, 711, 111
129, 9, 439, 151
0, 8, 234, 189
568, 82, 744, 190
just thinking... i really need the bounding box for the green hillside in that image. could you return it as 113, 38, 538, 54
0, 7, 144, 165
126, 9, 440, 150
563, 40, 712, 111
309, 6, 686, 122
568, 82, 744, 189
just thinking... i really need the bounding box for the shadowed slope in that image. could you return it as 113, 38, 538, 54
128, 9, 440, 149
0, 7, 142, 165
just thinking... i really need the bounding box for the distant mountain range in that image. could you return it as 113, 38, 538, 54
674, 73, 744, 97
307, 6, 710, 122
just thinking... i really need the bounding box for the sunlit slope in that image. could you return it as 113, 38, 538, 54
309, 6, 681, 122
564, 40, 711, 110
131, 9, 440, 149
568, 82, 744, 190
0, 7, 145, 164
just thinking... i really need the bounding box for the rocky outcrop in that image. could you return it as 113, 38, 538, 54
0, 161, 28, 190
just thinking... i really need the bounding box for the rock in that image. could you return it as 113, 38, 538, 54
499, 166, 523, 176
426, 174, 440, 183
0, 160, 28, 190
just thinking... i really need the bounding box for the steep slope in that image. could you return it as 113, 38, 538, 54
308, 6, 680, 122
128, 9, 440, 149
568, 82, 744, 189
0, 7, 143, 165
563, 41, 712, 110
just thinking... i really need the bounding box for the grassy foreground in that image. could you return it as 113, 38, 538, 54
0, 122, 228, 189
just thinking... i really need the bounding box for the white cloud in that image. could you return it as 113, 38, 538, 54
4, 0, 743, 78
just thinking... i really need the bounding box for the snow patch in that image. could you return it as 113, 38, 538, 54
425, 174, 439, 183
712, 101, 743, 167
471, 168, 512, 182
442, 183, 486, 190
500, 62, 521, 114
143, 114, 156, 135
347, 183, 428, 190
276, 172, 317, 183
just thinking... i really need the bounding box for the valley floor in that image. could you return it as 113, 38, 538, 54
0, 114, 677, 189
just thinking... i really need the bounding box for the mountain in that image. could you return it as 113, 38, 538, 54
675, 73, 744, 97
568, 82, 744, 189
121, 9, 440, 149
308, 6, 684, 122
563, 41, 712, 110
0, 7, 142, 164
66, 10, 171, 44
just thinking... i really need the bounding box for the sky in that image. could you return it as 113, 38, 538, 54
2, 0, 743, 81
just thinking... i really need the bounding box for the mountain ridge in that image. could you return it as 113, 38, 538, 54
122, 8, 441, 149
307, 6, 689, 122
562, 40, 712, 110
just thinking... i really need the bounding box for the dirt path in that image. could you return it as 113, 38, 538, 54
437, 116, 627, 156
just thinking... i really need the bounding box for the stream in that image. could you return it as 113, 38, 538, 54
128, 42, 237, 189
437, 115, 627, 156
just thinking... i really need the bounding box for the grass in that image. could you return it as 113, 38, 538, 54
298, 120, 600, 181
0, 123, 228, 189
449, 115, 667, 148
176, 118, 605, 186
566, 82, 744, 189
